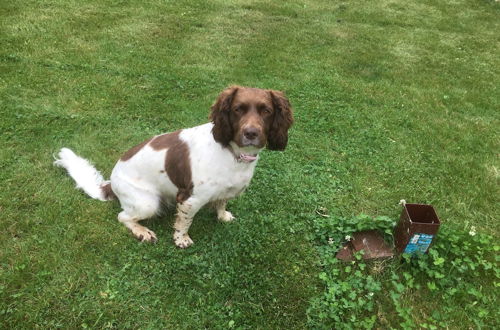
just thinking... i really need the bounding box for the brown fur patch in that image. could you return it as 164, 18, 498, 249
120, 138, 152, 161
101, 182, 116, 200
150, 130, 193, 203
209, 86, 240, 146
149, 130, 181, 150
268, 90, 294, 150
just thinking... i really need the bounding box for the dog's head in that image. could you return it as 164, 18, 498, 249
209, 86, 294, 150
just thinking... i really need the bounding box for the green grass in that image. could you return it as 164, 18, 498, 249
1, 0, 498, 328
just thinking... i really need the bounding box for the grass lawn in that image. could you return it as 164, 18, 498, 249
1, 0, 498, 328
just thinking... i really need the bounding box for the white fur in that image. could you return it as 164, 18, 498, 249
53, 148, 108, 201
55, 123, 261, 247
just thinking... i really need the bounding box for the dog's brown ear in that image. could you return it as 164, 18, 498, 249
268, 90, 294, 150
209, 86, 239, 146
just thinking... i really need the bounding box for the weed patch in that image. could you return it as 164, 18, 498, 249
307, 212, 499, 328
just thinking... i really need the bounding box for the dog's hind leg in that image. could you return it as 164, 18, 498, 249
118, 211, 158, 243
116, 192, 160, 243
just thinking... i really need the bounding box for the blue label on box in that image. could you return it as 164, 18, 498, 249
404, 233, 434, 254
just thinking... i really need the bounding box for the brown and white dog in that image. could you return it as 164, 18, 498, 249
54, 86, 293, 248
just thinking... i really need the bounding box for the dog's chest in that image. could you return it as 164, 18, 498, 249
221, 166, 254, 196
193, 160, 256, 200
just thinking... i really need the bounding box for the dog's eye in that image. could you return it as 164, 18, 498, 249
262, 107, 272, 115
234, 105, 245, 113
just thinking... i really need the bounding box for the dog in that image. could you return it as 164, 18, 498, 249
54, 86, 293, 248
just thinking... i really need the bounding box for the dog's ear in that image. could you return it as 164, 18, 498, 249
267, 90, 294, 150
209, 86, 239, 146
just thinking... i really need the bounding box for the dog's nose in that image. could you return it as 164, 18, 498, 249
243, 127, 259, 140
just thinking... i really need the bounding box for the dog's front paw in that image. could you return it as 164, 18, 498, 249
174, 232, 194, 248
217, 211, 235, 222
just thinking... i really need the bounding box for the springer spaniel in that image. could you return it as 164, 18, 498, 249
54, 86, 293, 248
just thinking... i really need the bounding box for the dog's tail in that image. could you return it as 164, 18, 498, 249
54, 148, 116, 201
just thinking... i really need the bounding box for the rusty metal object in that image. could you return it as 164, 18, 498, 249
336, 230, 394, 261
394, 203, 440, 254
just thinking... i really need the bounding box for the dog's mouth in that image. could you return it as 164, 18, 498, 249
241, 140, 262, 148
